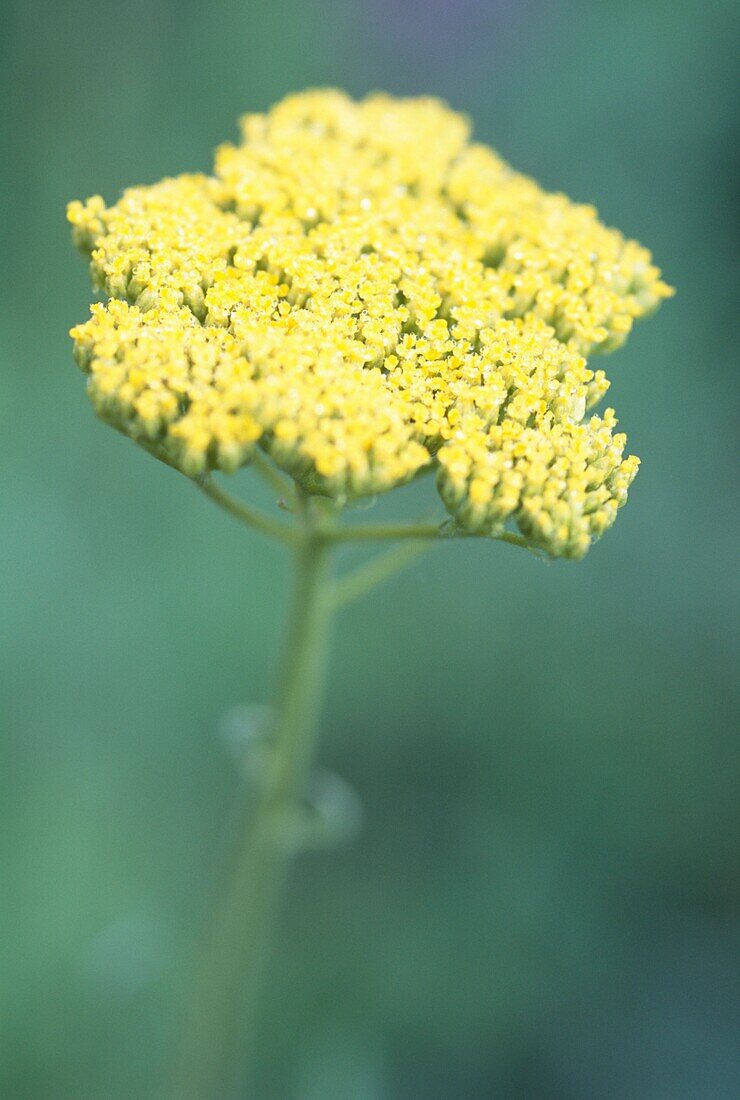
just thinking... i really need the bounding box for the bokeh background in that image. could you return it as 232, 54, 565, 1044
2, 1, 738, 1096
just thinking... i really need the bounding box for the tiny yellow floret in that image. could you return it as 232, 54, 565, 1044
69, 90, 671, 555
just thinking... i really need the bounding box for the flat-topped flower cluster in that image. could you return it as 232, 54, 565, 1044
69, 90, 670, 557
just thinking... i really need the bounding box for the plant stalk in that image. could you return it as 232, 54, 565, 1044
169, 476, 536, 1098
172, 517, 333, 1098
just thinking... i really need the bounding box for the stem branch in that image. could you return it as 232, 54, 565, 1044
331, 540, 432, 609
331, 519, 533, 552
195, 475, 296, 544
251, 451, 296, 503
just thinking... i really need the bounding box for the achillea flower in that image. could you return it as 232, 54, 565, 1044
69, 89, 671, 557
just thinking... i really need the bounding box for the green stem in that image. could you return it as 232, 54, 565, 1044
331, 520, 444, 542
172, 517, 333, 1098
169, 483, 537, 1097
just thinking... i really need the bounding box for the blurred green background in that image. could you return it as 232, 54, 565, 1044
2, 1, 738, 1096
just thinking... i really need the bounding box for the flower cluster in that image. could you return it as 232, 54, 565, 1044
69, 90, 670, 555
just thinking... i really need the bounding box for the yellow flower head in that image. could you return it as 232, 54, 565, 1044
69, 89, 671, 557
